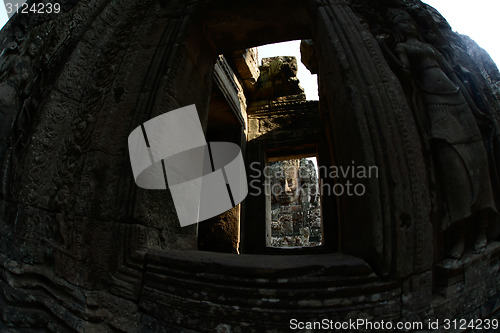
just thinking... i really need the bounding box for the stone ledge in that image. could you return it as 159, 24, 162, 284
145, 250, 375, 278
139, 250, 400, 331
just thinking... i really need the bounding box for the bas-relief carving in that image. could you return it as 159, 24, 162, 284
268, 158, 322, 247
377, 8, 498, 259
316, 1, 434, 279
0, 35, 38, 199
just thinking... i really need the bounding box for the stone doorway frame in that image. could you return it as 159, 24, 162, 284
184, 0, 431, 278
1, 0, 432, 285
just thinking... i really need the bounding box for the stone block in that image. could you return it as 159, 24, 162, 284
232, 48, 260, 83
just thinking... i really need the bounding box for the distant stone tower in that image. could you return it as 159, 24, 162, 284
268, 158, 322, 247
0, 0, 499, 331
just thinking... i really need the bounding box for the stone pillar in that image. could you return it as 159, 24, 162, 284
314, 0, 432, 278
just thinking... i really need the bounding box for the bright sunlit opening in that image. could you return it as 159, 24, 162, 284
257, 40, 319, 101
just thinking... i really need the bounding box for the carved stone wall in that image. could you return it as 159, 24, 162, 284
0, 0, 499, 331
244, 55, 327, 253
268, 158, 322, 248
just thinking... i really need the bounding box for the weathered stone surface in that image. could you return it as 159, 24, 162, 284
300, 39, 318, 74
139, 250, 400, 332
251, 56, 305, 101
232, 48, 260, 92
198, 206, 240, 253
268, 158, 322, 247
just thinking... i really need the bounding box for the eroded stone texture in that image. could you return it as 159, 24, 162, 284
251, 56, 305, 101
268, 158, 322, 247
198, 206, 240, 253
300, 39, 318, 74
232, 48, 260, 93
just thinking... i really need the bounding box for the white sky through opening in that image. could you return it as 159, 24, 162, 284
257, 40, 319, 101
255, 1, 499, 100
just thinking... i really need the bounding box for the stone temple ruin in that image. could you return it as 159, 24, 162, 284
268, 158, 322, 248
1, 0, 500, 331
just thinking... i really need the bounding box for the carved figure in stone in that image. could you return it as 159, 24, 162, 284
268, 158, 321, 247
379, 9, 497, 258
270, 159, 300, 206
0, 34, 37, 199
0, 37, 37, 134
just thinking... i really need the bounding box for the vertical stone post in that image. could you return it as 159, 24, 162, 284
314, 0, 432, 280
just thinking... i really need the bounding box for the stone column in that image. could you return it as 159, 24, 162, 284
314, 0, 432, 278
